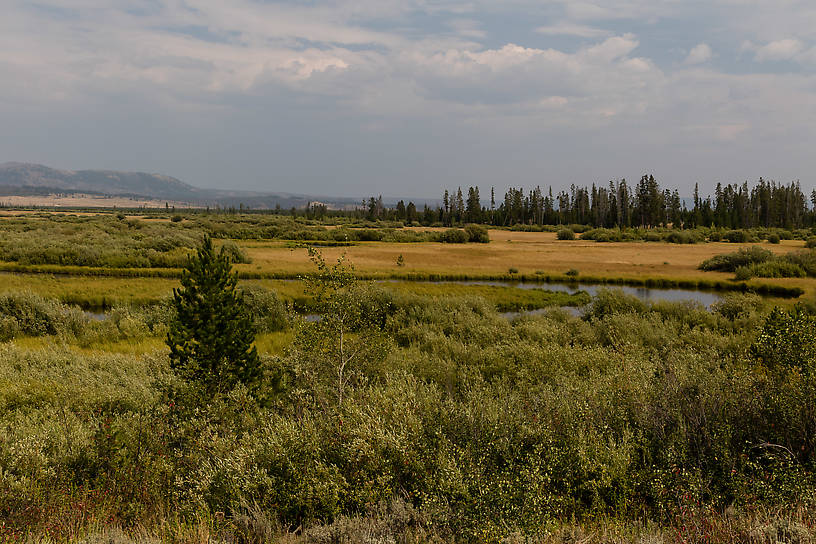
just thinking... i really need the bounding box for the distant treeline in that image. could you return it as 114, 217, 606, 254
344, 176, 815, 229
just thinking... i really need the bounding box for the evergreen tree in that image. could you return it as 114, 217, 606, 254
466, 186, 481, 223
406, 201, 417, 224
166, 236, 260, 394
455, 187, 465, 223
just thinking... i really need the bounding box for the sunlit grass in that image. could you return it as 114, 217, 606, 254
255, 331, 295, 356
9, 331, 294, 356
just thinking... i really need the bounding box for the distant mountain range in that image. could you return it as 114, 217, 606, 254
0, 162, 369, 209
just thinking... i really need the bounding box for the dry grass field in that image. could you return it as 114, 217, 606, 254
237, 229, 813, 286
0, 194, 193, 208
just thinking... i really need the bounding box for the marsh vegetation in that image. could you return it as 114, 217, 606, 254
2, 211, 816, 542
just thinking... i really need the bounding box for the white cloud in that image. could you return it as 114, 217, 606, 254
684, 43, 712, 65
583, 33, 639, 61
752, 39, 805, 61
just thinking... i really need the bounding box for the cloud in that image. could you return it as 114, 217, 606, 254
684, 43, 712, 65
397, 34, 655, 113
3, 0, 816, 196
535, 23, 611, 38
751, 39, 805, 61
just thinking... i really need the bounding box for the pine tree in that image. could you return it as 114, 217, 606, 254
166, 236, 260, 394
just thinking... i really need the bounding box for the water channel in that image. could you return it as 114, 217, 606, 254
85, 280, 732, 322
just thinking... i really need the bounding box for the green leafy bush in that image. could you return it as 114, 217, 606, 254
749, 260, 806, 278
557, 228, 575, 240
700, 246, 774, 272
240, 284, 289, 332
734, 265, 754, 281
701, 246, 816, 279
4, 283, 816, 540
464, 224, 490, 243
724, 230, 750, 243
583, 288, 647, 319
0, 291, 87, 340
711, 293, 764, 320
437, 228, 468, 243
665, 230, 701, 244
752, 307, 816, 373
218, 240, 252, 264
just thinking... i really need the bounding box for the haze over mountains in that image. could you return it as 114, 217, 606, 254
0, 162, 366, 209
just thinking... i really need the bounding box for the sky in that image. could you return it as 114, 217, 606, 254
1, 0, 816, 199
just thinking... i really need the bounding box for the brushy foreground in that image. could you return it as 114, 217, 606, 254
1, 288, 816, 543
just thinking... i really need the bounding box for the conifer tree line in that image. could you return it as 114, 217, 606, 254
363, 176, 816, 229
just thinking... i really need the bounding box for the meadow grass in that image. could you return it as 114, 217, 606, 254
1, 274, 591, 312
236, 230, 804, 278
9, 331, 295, 357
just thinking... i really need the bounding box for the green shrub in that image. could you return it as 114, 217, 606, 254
734, 266, 754, 281
711, 293, 764, 320
752, 307, 816, 372
724, 230, 749, 243
750, 260, 806, 278
355, 229, 384, 242
700, 246, 774, 272
582, 228, 623, 242
7, 272, 816, 539
665, 230, 701, 244
171, 215, 183, 223
464, 224, 490, 243
557, 228, 575, 241
806, 237, 816, 249
583, 288, 647, 319
240, 285, 289, 332
0, 291, 88, 339
767, 233, 781, 244
437, 229, 468, 244
782, 250, 816, 276
219, 240, 252, 264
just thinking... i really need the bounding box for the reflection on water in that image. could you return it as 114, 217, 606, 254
404, 280, 723, 308
84, 280, 726, 323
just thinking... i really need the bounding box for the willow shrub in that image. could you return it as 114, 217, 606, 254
0, 291, 87, 340
2, 287, 816, 540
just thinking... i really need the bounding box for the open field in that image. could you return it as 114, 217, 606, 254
237, 229, 804, 279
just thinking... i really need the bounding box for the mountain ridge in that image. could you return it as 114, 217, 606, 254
0, 162, 363, 209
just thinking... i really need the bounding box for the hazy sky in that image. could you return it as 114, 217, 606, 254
2, 1, 815, 198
